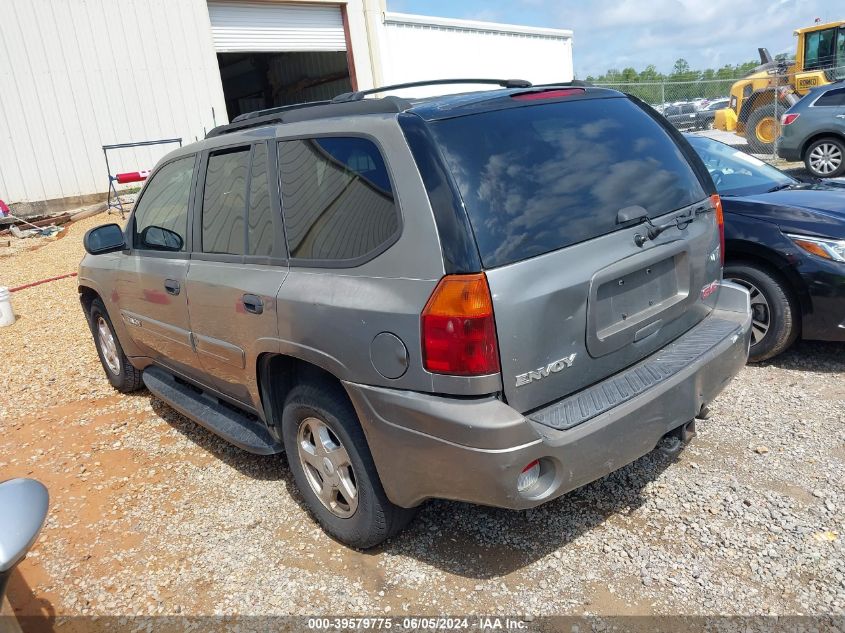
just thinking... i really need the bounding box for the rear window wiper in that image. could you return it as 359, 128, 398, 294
619, 203, 711, 248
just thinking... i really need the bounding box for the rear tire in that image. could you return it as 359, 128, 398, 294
281, 381, 416, 549
723, 262, 798, 362
746, 105, 779, 154
803, 136, 845, 178
89, 298, 143, 392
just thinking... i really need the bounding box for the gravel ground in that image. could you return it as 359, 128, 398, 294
1, 212, 844, 623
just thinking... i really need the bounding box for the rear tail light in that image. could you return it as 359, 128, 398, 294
421, 273, 500, 376
710, 194, 725, 265
517, 460, 541, 493
781, 113, 800, 126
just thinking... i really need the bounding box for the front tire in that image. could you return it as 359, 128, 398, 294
89, 298, 143, 392
803, 137, 845, 178
723, 262, 798, 362
746, 105, 779, 154
281, 381, 416, 549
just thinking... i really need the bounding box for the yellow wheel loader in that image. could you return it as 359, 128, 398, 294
715, 21, 845, 153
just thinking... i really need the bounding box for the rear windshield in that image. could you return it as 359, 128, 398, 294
430, 97, 707, 268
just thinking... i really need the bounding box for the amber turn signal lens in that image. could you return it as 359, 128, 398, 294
710, 193, 725, 265
792, 238, 834, 260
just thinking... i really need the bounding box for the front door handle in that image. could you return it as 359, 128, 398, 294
242, 294, 264, 315
164, 279, 181, 295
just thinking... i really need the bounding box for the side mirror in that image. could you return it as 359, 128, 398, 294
83, 223, 126, 255
139, 225, 183, 252
0, 479, 49, 602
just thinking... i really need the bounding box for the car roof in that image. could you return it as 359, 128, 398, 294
403, 85, 624, 121
205, 84, 626, 136
159, 83, 627, 164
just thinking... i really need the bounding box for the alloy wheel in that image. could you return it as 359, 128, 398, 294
808, 142, 843, 176
726, 278, 770, 346
297, 417, 358, 518
97, 317, 121, 375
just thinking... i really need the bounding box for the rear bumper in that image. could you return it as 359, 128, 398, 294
345, 283, 752, 509
775, 131, 801, 162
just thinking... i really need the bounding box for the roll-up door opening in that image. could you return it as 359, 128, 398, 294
208, 2, 353, 120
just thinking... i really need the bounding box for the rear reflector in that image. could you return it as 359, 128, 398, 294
710, 194, 725, 265
512, 88, 585, 101
781, 113, 800, 126
517, 460, 540, 492
421, 273, 500, 376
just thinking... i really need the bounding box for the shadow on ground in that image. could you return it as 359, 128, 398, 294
142, 387, 678, 579
6, 567, 55, 632
763, 340, 845, 373
137, 341, 841, 578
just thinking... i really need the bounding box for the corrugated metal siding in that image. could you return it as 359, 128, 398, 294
0, 0, 227, 206
266, 51, 351, 104
208, 1, 346, 52
381, 16, 573, 98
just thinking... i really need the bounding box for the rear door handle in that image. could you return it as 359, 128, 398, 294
164, 279, 181, 295
242, 294, 264, 314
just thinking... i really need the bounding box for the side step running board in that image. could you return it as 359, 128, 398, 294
143, 366, 282, 455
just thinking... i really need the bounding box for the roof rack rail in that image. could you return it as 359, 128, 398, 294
332, 78, 532, 103
206, 96, 413, 138
231, 100, 331, 123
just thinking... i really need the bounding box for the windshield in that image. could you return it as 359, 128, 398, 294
686, 135, 795, 196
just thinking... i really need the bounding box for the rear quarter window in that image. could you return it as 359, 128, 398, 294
278, 136, 399, 265
430, 97, 707, 268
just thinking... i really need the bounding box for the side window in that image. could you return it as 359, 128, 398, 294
202, 148, 249, 255
133, 156, 194, 252
247, 143, 274, 257
278, 137, 399, 263
815, 88, 845, 107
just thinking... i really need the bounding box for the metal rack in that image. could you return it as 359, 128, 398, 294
102, 138, 182, 217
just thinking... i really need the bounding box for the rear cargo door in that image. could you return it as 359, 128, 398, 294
430, 96, 723, 413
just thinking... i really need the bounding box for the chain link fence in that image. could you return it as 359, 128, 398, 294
594, 67, 845, 163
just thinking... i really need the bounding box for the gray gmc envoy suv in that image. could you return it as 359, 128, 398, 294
79, 79, 753, 548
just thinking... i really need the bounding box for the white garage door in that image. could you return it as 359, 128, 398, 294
207, 1, 347, 52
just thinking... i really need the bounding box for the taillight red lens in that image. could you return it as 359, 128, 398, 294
781, 113, 800, 126
710, 193, 725, 265
421, 273, 500, 376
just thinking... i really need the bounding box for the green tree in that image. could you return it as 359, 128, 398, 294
672, 58, 691, 75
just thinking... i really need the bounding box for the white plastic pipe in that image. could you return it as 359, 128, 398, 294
0, 287, 15, 327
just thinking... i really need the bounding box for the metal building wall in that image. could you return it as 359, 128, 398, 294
0, 0, 228, 212
380, 13, 574, 97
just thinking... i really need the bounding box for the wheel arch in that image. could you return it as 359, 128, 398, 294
724, 241, 808, 332
78, 284, 101, 317
799, 132, 845, 161
257, 352, 352, 439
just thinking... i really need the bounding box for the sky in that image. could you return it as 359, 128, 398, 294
386, 0, 841, 78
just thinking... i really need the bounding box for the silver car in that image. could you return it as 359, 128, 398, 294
79, 80, 752, 548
